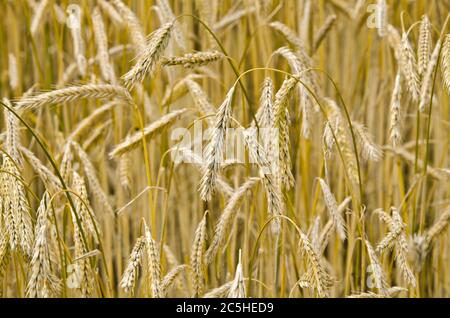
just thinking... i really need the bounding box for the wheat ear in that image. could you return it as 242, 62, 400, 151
269, 22, 305, 51
17, 84, 133, 111
227, 250, 246, 298
353, 122, 383, 162
390, 71, 403, 146
365, 239, 388, 294
26, 192, 60, 298
205, 178, 259, 265
156, 0, 186, 50
313, 15, 337, 53
19, 146, 61, 193
122, 22, 174, 88
161, 264, 188, 297
190, 212, 208, 297
72, 142, 114, 216
419, 40, 441, 112
3, 98, 22, 166
273, 76, 297, 188
161, 50, 224, 68
400, 33, 420, 101
67, 101, 117, 141
324, 98, 359, 187
92, 7, 116, 83
199, 86, 235, 201
30, 0, 49, 36
441, 34, 450, 94
111, 0, 146, 52
425, 206, 450, 245
185, 79, 216, 123
1, 155, 34, 256
417, 15, 431, 77
298, 231, 333, 298
144, 222, 162, 298
109, 108, 187, 158
203, 281, 234, 298
120, 236, 145, 293
72, 171, 101, 242
98, 0, 124, 26
318, 178, 347, 240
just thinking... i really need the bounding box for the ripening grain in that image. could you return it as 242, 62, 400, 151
0, 0, 449, 299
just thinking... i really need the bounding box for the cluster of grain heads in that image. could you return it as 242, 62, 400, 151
375, 208, 416, 287
386, 25, 421, 102
121, 232, 188, 297
297, 231, 333, 298
0, 155, 34, 256
0, 0, 449, 299
170, 147, 235, 198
